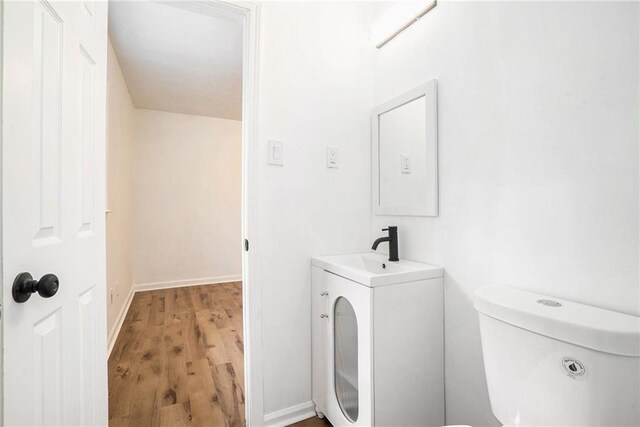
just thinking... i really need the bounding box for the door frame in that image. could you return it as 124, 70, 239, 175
0, 1, 4, 420
234, 1, 264, 424
161, 1, 264, 424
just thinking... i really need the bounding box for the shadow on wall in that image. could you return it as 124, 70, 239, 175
445, 276, 499, 426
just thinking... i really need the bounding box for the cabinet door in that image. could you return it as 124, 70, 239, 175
311, 266, 328, 415
325, 272, 372, 427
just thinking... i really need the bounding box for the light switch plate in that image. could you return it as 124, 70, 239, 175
268, 139, 284, 166
401, 153, 411, 174
327, 146, 339, 168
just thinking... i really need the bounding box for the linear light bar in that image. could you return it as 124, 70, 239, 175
371, 0, 437, 49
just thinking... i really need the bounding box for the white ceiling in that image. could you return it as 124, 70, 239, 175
109, 2, 242, 120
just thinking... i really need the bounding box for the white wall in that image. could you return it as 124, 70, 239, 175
370, 2, 639, 425
107, 38, 242, 341
132, 109, 242, 287
257, 1, 374, 417
106, 3, 640, 423
106, 39, 135, 336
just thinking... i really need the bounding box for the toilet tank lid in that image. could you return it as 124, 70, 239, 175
474, 286, 640, 357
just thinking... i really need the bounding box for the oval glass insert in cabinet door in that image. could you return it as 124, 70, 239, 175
334, 297, 359, 422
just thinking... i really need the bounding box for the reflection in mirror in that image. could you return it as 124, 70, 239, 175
372, 80, 438, 216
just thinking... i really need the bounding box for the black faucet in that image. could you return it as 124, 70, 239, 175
372, 226, 399, 262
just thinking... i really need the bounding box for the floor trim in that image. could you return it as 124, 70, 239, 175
107, 285, 136, 358
134, 275, 242, 292
263, 401, 316, 426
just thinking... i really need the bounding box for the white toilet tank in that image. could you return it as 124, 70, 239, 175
474, 286, 640, 426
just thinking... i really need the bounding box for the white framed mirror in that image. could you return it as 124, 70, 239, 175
372, 80, 438, 216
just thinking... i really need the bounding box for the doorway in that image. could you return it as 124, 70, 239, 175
1, 0, 261, 425
104, 1, 256, 426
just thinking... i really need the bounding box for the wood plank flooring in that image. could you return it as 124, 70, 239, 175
108, 283, 245, 427
108, 282, 331, 427
290, 417, 333, 427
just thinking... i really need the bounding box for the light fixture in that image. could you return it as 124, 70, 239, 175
371, 0, 437, 49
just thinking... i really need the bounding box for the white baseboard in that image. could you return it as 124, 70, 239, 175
264, 401, 316, 426
107, 285, 136, 358
134, 275, 242, 292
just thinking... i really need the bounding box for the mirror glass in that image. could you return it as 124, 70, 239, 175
372, 80, 438, 216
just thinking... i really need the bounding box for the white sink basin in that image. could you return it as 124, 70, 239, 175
311, 253, 443, 287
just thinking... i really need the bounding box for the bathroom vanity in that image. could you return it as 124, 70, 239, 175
311, 253, 444, 427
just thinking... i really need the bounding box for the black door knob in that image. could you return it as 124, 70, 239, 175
12, 272, 59, 303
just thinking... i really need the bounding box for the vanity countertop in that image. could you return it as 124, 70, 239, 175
312, 252, 443, 287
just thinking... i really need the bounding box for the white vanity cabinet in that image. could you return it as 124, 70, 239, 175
311, 254, 444, 427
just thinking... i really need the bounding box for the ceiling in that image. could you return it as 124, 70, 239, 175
108, 2, 242, 120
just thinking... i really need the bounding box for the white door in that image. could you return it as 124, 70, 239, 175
2, 1, 108, 425
325, 272, 373, 427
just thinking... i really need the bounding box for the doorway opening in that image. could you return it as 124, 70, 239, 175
104, 2, 259, 425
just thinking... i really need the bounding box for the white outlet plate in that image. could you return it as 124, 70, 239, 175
401, 153, 411, 174
327, 146, 339, 168
268, 139, 284, 166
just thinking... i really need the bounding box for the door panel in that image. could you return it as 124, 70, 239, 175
79, 286, 98, 426
33, 0, 64, 245
79, 45, 96, 236
33, 310, 63, 426
2, 1, 109, 425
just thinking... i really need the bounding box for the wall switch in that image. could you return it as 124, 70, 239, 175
401, 153, 411, 174
268, 139, 284, 166
326, 146, 339, 168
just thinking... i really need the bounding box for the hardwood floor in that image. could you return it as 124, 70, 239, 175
108, 282, 245, 427
108, 281, 331, 427
290, 417, 333, 427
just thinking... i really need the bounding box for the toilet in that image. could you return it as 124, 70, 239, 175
474, 286, 640, 426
